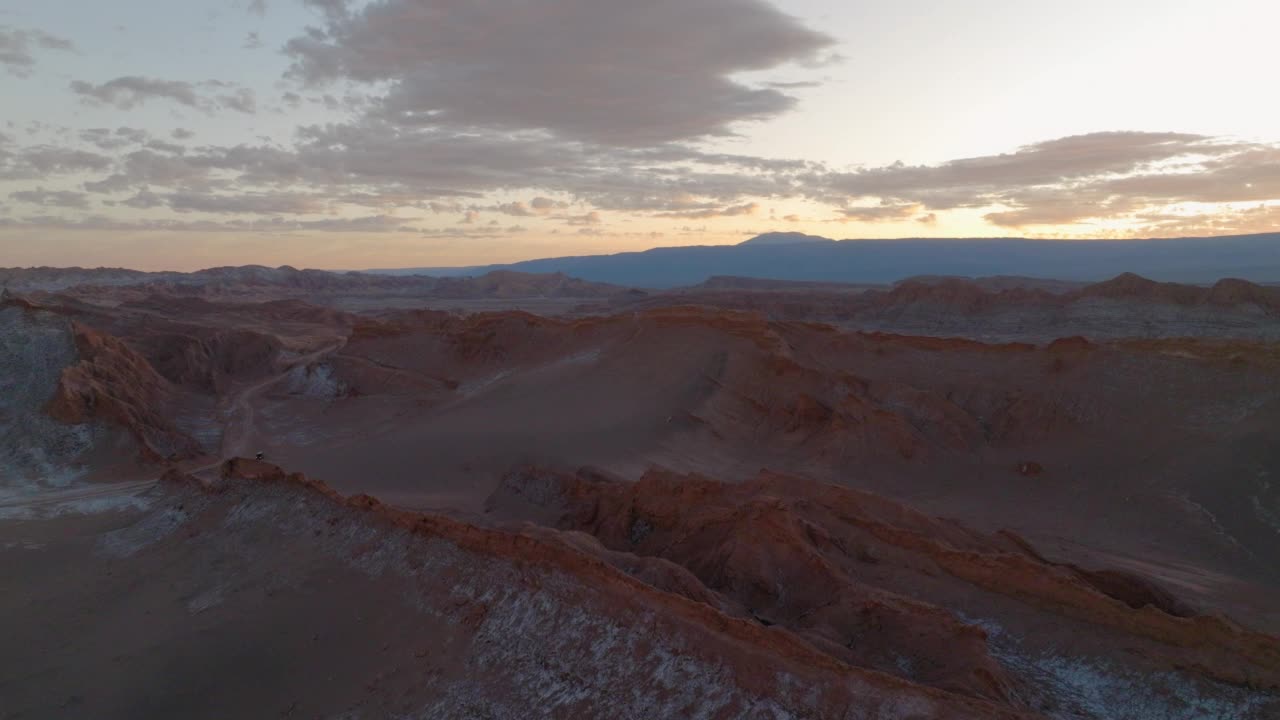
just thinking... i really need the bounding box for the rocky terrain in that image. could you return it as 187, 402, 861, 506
633, 273, 1280, 342
1, 266, 639, 315
3, 267, 1280, 718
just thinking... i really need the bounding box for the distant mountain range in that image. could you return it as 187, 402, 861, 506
367, 232, 1280, 288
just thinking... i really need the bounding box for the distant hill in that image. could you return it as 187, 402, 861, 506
737, 232, 834, 246
367, 232, 1280, 288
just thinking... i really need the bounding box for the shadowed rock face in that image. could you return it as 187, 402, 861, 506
0, 303, 97, 486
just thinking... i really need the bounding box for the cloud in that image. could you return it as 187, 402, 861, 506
172, 128, 195, 140
284, 0, 834, 145
0, 145, 113, 179
10, 187, 91, 209
69, 76, 258, 114
118, 189, 165, 209
248, 0, 268, 17
71, 76, 202, 109
0, 26, 75, 77
244, 32, 264, 50
78, 127, 151, 151
530, 196, 567, 212
654, 202, 760, 219
427, 201, 463, 214
164, 191, 328, 215
1125, 204, 1280, 238
834, 203, 922, 223
564, 211, 602, 226
217, 88, 258, 114
82, 149, 217, 193
812, 131, 1280, 232
145, 139, 185, 155
29, 1, 834, 232
2, 213, 413, 234
819, 132, 1228, 206
489, 201, 536, 217
765, 80, 822, 89
483, 198, 570, 216
302, 0, 351, 22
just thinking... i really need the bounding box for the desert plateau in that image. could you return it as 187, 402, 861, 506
4, 251, 1280, 719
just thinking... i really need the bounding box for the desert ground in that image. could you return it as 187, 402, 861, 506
3, 266, 1280, 719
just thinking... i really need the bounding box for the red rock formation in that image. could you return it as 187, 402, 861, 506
46, 322, 201, 461
488, 466, 1280, 693
199, 459, 1036, 719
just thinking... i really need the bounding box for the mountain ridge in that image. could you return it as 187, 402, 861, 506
363, 231, 1280, 288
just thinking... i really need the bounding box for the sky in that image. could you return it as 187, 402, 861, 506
1, 0, 1278, 271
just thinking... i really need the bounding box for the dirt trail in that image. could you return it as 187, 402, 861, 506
196, 338, 347, 475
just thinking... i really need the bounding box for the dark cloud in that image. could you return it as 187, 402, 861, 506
530, 196, 568, 212
171, 128, 195, 140
284, 0, 834, 145
69, 77, 258, 114
0, 26, 74, 76
490, 202, 536, 217
10, 187, 91, 209
70, 76, 202, 109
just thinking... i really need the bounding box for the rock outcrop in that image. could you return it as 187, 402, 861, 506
488, 466, 1280, 696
